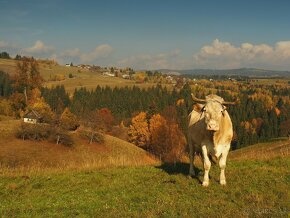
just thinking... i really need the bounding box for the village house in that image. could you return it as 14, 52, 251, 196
23, 110, 42, 124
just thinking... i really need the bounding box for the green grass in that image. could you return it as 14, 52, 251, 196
0, 158, 289, 217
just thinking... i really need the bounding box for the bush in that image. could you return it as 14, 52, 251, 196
49, 131, 74, 147
79, 130, 104, 144
15, 122, 74, 147
15, 123, 53, 140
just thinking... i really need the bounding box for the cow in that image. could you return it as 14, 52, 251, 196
188, 94, 235, 186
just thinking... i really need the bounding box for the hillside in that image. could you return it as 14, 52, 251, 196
229, 140, 290, 160
0, 144, 289, 217
0, 59, 161, 94
0, 117, 289, 216
0, 118, 158, 171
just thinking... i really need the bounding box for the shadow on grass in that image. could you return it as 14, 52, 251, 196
156, 162, 203, 184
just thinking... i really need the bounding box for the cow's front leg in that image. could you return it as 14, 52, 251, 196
201, 145, 211, 187
219, 146, 229, 185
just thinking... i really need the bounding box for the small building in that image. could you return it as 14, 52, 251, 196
23, 110, 42, 124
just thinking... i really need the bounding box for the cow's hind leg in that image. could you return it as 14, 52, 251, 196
188, 139, 195, 177
201, 145, 211, 187
219, 146, 230, 185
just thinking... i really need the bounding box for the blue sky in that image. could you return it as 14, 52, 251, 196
1, 0, 290, 70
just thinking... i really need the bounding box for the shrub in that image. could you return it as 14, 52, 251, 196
79, 130, 104, 144
49, 131, 74, 147
15, 122, 74, 147
15, 123, 53, 140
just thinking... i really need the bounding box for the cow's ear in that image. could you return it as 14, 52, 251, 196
193, 104, 205, 113
221, 105, 226, 116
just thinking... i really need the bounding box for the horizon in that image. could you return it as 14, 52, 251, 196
1, 0, 290, 71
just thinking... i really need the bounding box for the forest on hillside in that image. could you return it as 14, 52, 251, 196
0, 58, 290, 162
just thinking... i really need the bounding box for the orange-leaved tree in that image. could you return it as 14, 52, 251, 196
149, 114, 168, 156
149, 113, 186, 163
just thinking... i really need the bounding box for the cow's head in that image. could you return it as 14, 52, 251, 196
192, 94, 236, 131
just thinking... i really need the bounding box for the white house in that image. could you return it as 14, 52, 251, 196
23, 110, 42, 124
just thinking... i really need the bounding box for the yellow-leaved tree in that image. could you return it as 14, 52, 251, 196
60, 107, 79, 131
128, 112, 150, 149
31, 97, 55, 123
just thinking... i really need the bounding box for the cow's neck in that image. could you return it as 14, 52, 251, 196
212, 116, 227, 147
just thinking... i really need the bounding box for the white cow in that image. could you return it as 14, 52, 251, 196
188, 94, 235, 186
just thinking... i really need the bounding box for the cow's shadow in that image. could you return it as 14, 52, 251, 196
156, 162, 203, 184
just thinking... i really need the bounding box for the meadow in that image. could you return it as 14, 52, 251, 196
0, 59, 167, 94
0, 157, 289, 217
0, 118, 289, 217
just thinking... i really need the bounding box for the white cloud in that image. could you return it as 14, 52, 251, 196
194, 39, 290, 69
118, 49, 183, 70
0, 40, 9, 48
62, 48, 81, 58
80, 44, 113, 63
23, 40, 54, 55
54, 44, 113, 64
275, 41, 290, 59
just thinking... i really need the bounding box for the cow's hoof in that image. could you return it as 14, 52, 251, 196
189, 172, 196, 178
202, 181, 209, 187
220, 180, 227, 186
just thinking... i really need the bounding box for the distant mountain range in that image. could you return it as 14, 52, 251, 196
158, 68, 290, 77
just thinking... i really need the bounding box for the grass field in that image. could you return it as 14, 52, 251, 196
0, 158, 289, 217
0, 118, 289, 217
0, 59, 168, 94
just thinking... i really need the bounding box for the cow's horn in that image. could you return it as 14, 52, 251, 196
222, 100, 238, 105
191, 94, 206, 103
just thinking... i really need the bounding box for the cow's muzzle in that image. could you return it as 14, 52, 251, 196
206, 120, 219, 131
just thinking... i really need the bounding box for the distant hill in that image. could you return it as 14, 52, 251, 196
159, 68, 290, 77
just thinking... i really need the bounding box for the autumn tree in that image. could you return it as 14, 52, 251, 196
149, 113, 186, 162
13, 59, 29, 94
97, 108, 115, 132
164, 121, 186, 163
60, 107, 79, 131
149, 114, 168, 155
128, 112, 150, 149
30, 97, 55, 123
29, 58, 44, 89
13, 58, 44, 104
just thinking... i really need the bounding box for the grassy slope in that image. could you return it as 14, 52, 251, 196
0, 59, 164, 94
0, 158, 289, 217
0, 118, 289, 217
0, 119, 158, 172
229, 140, 289, 160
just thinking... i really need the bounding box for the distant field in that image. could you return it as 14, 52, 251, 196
0, 59, 168, 94
0, 117, 289, 217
